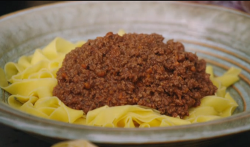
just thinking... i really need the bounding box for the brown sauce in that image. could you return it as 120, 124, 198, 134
53, 32, 217, 118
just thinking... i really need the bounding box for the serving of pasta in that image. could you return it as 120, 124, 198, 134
0, 31, 241, 128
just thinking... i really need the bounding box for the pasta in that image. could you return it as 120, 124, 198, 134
52, 140, 97, 147
0, 32, 241, 128
184, 66, 240, 123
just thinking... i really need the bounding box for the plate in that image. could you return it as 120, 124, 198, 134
0, 1, 250, 146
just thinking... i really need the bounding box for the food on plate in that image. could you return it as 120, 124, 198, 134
52, 139, 97, 147
0, 31, 240, 128
53, 32, 217, 118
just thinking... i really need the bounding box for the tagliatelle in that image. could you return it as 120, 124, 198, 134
184, 65, 240, 123
52, 140, 97, 147
74, 105, 191, 128
0, 33, 241, 128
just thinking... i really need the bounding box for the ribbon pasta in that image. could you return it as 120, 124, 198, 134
183, 65, 240, 123
0, 35, 240, 128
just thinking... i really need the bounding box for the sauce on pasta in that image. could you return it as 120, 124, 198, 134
0, 30, 241, 128
53, 32, 217, 118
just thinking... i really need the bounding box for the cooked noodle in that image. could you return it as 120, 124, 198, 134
0, 32, 240, 128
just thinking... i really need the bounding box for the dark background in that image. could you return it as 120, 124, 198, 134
0, 1, 57, 16
0, 1, 26, 16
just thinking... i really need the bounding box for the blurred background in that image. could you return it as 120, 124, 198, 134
0, 1, 249, 17
0, 1, 58, 16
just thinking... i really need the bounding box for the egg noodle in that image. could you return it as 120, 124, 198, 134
0, 31, 241, 128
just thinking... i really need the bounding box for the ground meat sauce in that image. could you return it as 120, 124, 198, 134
53, 32, 217, 118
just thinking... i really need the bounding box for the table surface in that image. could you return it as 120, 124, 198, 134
1, 122, 250, 147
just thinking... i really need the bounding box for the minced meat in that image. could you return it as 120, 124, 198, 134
53, 32, 217, 118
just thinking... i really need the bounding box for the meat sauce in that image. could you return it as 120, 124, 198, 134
53, 32, 217, 118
